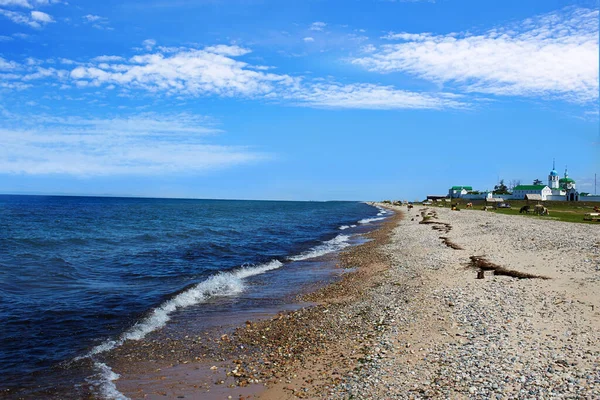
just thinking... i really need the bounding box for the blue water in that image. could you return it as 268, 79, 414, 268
0, 195, 384, 396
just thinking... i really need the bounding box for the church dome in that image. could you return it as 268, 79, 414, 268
559, 177, 575, 183
549, 169, 559, 177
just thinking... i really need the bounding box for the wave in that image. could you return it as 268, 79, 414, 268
288, 235, 351, 261
339, 225, 350, 230
358, 217, 385, 224
87, 362, 127, 400
80, 259, 283, 399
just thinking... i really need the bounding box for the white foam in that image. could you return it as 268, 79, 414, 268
88, 362, 129, 400
288, 234, 351, 261
81, 259, 283, 399
358, 217, 385, 224
376, 207, 389, 216
339, 225, 350, 230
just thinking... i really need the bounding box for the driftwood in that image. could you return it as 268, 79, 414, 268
469, 256, 550, 280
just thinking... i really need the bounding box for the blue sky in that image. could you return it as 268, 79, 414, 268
0, 0, 598, 200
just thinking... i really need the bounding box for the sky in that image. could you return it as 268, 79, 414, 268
0, 0, 598, 201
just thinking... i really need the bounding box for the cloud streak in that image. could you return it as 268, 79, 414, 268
0, 113, 268, 175
289, 83, 464, 110
0, 0, 60, 8
69, 45, 300, 97
353, 7, 599, 104
1, 44, 466, 110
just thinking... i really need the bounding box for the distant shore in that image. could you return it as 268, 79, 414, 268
113, 204, 600, 399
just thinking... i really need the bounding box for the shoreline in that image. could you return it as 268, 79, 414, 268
104, 204, 399, 399
113, 204, 599, 399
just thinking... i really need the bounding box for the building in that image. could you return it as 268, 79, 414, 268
440, 161, 600, 202
512, 184, 553, 200
448, 186, 473, 198
510, 161, 588, 201
546, 161, 579, 201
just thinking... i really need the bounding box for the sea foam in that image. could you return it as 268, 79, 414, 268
288, 234, 351, 261
87, 362, 128, 400
358, 217, 385, 224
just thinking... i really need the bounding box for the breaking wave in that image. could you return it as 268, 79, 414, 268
81, 260, 283, 399
288, 235, 351, 261
358, 217, 385, 224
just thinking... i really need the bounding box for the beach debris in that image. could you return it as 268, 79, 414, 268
468, 256, 550, 280
439, 236, 463, 250
419, 219, 452, 233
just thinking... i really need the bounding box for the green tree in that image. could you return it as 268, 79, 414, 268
493, 179, 510, 195
533, 179, 543, 185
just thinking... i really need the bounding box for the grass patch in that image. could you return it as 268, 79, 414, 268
447, 200, 599, 224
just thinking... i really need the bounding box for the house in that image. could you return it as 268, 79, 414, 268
448, 186, 473, 198
511, 185, 552, 200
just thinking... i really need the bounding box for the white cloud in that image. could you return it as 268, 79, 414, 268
83, 14, 102, 22
0, 0, 31, 7
30, 10, 53, 22
310, 21, 326, 31
0, 0, 63, 6
381, 32, 433, 41
353, 7, 599, 104
22, 66, 67, 80
0, 44, 468, 111
290, 82, 465, 110
0, 57, 20, 70
69, 45, 299, 97
0, 113, 268, 175
142, 38, 156, 50
361, 44, 376, 53
203, 44, 249, 56
0, 8, 53, 27
303, 37, 315, 43
92, 55, 124, 62
0, 35, 13, 41
82, 14, 112, 30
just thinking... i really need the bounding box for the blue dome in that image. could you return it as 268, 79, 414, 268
550, 170, 559, 177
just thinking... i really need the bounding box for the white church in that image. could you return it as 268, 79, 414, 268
510, 161, 580, 201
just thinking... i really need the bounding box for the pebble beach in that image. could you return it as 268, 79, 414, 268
321, 205, 600, 399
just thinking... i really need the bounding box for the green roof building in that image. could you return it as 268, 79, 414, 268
512, 184, 552, 200
448, 186, 473, 198
513, 185, 547, 191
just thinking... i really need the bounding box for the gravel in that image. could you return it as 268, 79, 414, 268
328, 206, 600, 399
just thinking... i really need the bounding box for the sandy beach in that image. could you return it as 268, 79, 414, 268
113, 204, 600, 399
